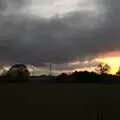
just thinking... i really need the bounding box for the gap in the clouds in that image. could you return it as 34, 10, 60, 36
95, 50, 120, 74
21, 0, 101, 19
66, 50, 120, 75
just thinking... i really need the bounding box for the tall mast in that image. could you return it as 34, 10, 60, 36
49, 63, 52, 76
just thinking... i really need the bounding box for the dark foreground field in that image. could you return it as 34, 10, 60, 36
0, 82, 120, 120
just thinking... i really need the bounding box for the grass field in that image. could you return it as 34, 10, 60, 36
0, 82, 120, 120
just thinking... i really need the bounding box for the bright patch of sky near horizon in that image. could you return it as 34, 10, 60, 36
96, 57, 120, 74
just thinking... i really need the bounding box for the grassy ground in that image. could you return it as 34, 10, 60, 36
0, 82, 119, 120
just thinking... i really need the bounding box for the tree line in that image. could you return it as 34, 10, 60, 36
0, 63, 120, 83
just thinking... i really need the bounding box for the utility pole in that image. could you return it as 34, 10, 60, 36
49, 63, 52, 77
49, 63, 55, 77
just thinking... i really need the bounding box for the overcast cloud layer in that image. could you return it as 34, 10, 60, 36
0, 0, 120, 69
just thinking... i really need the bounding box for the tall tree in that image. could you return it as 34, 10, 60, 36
116, 67, 120, 76
6, 64, 30, 81
95, 63, 110, 74
0, 65, 7, 76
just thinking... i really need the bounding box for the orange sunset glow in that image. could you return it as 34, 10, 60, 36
72, 51, 120, 75
95, 51, 120, 74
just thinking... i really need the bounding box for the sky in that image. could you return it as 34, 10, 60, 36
0, 0, 120, 75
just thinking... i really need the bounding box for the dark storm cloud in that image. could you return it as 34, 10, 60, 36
53, 60, 99, 71
0, 0, 120, 67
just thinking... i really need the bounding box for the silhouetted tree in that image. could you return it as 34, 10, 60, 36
6, 64, 30, 82
0, 65, 3, 75
0, 65, 7, 76
56, 73, 68, 82
95, 63, 110, 74
116, 67, 120, 76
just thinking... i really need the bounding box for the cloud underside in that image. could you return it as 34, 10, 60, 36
0, 0, 120, 71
